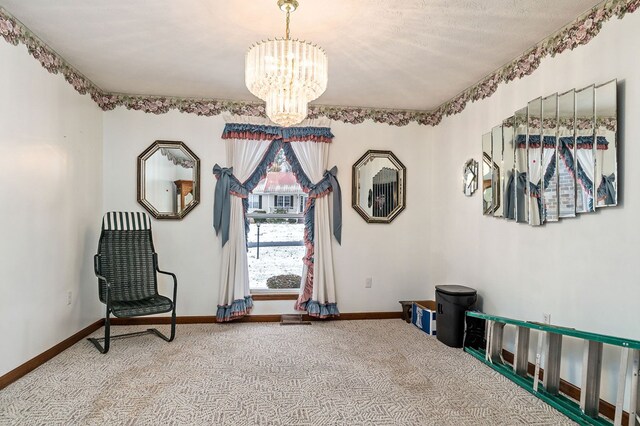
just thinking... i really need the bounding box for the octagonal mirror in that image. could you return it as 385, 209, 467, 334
352, 150, 406, 223
137, 140, 200, 220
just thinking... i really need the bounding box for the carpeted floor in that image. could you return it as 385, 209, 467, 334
0, 320, 575, 425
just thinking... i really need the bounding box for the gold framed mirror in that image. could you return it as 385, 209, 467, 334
137, 140, 201, 220
352, 150, 406, 223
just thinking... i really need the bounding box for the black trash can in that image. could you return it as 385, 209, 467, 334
435, 285, 477, 348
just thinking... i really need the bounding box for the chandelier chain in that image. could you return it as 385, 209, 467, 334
285, 7, 291, 40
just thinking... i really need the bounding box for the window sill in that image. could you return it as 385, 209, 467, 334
250, 291, 299, 301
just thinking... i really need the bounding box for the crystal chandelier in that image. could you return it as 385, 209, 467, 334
245, 0, 328, 127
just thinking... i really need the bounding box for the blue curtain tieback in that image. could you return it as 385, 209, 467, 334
213, 164, 251, 246
307, 166, 342, 245
325, 167, 342, 245
597, 173, 616, 204
213, 164, 233, 246
529, 181, 541, 198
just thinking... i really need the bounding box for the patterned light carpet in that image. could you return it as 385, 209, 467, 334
0, 320, 575, 425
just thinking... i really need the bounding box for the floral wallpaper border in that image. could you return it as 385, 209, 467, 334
1, 0, 638, 127
160, 148, 195, 169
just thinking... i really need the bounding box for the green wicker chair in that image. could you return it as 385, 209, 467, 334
89, 211, 177, 354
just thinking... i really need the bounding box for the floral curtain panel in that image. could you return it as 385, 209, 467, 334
213, 122, 341, 321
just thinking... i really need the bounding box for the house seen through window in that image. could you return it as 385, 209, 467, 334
247, 148, 306, 291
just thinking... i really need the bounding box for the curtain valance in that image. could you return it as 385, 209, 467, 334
515, 135, 608, 149
221, 123, 334, 143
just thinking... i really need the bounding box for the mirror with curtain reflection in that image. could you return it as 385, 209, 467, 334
502, 117, 516, 220
595, 80, 618, 207
481, 81, 618, 227
558, 89, 576, 218
542, 94, 559, 222
137, 140, 201, 220
514, 107, 529, 223
576, 85, 595, 213
528, 98, 543, 226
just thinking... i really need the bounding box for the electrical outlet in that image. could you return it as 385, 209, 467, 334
543, 313, 551, 324
365, 277, 372, 288
67, 290, 72, 306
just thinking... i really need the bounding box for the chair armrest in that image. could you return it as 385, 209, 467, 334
94, 255, 113, 303
154, 253, 178, 302
94, 255, 111, 287
95, 272, 112, 304
94, 254, 101, 276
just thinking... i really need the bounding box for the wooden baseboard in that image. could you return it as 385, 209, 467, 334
0, 319, 103, 391
336, 311, 402, 320
111, 311, 402, 325
501, 349, 628, 423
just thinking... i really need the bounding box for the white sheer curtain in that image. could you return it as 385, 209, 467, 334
289, 141, 337, 314
576, 130, 595, 212
528, 146, 542, 225
595, 129, 616, 207
218, 138, 273, 319
542, 147, 557, 221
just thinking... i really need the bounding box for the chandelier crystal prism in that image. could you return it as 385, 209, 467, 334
245, 0, 328, 127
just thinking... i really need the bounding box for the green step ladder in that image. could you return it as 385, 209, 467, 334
464, 311, 640, 426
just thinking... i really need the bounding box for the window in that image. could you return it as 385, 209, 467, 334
248, 194, 262, 210
275, 195, 293, 209
299, 195, 307, 213
247, 148, 304, 294
247, 211, 305, 292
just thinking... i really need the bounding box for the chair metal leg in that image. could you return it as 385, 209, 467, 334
88, 303, 176, 352
150, 303, 177, 342
88, 309, 111, 354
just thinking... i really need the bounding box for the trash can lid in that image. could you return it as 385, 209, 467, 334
436, 285, 476, 296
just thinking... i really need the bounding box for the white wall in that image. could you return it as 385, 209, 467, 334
0, 42, 103, 376
424, 12, 640, 402
103, 110, 432, 316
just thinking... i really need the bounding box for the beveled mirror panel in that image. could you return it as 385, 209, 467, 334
502, 117, 516, 220
482, 81, 617, 227
491, 125, 504, 217
482, 133, 494, 215
352, 150, 406, 223
514, 107, 529, 223
542, 93, 559, 222
137, 140, 201, 220
595, 80, 617, 207
558, 89, 576, 218
528, 98, 543, 226
575, 85, 595, 213
463, 159, 478, 197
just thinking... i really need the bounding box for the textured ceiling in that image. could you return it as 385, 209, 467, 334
0, 0, 602, 111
